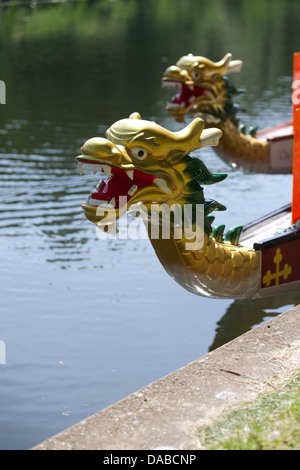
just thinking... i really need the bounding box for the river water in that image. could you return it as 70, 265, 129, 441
0, 0, 299, 449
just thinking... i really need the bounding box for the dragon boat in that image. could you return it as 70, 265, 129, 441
162, 52, 294, 174
76, 111, 300, 300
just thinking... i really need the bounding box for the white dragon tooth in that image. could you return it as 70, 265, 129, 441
79, 162, 107, 173
163, 81, 181, 89
128, 184, 138, 196
153, 178, 172, 194
86, 197, 115, 207
103, 165, 111, 177
126, 170, 134, 180
109, 197, 116, 207
167, 102, 185, 109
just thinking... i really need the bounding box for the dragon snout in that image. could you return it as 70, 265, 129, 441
78, 137, 135, 166
163, 65, 192, 83
163, 65, 180, 76
79, 138, 122, 163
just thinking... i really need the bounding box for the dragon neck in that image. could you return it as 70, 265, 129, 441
205, 119, 269, 169
147, 217, 260, 298
143, 154, 260, 298
198, 76, 270, 168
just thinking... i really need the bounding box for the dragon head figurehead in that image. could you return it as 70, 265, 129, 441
76, 114, 262, 299
162, 53, 243, 123
76, 113, 226, 232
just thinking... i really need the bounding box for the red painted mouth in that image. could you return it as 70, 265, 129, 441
79, 161, 156, 209
165, 82, 207, 109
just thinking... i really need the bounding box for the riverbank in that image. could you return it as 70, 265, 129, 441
33, 303, 300, 450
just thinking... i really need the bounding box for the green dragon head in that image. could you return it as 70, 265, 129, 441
76, 113, 227, 234
162, 53, 244, 123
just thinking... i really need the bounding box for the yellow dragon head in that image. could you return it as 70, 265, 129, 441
76, 113, 226, 232
162, 53, 243, 123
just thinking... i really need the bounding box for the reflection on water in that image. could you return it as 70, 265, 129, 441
209, 292, 300, 351
0, 0, 299, 450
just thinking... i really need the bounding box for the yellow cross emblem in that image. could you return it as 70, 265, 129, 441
262, 247, 292, 287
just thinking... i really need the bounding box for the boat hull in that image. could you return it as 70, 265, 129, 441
256, 121, 294, 173
241, 204, 300, 298
213, 121, 294, 174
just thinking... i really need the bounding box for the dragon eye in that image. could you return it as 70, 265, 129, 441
191, 71, 200, 79
131, 147, 148, 160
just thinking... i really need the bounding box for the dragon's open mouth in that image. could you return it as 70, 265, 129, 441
77, 159, 172, 211
162, 81, 207, 110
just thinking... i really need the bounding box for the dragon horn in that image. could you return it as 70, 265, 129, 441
199, 128, 223, 148
216, 53, 243, 74
171, 118, 222, 153
226, 59, 243, 74
129, 112, 142, 120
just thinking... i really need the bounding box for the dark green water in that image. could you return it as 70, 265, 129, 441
0, 0, 299, 449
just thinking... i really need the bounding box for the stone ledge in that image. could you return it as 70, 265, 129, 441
33, 304, 300, 450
